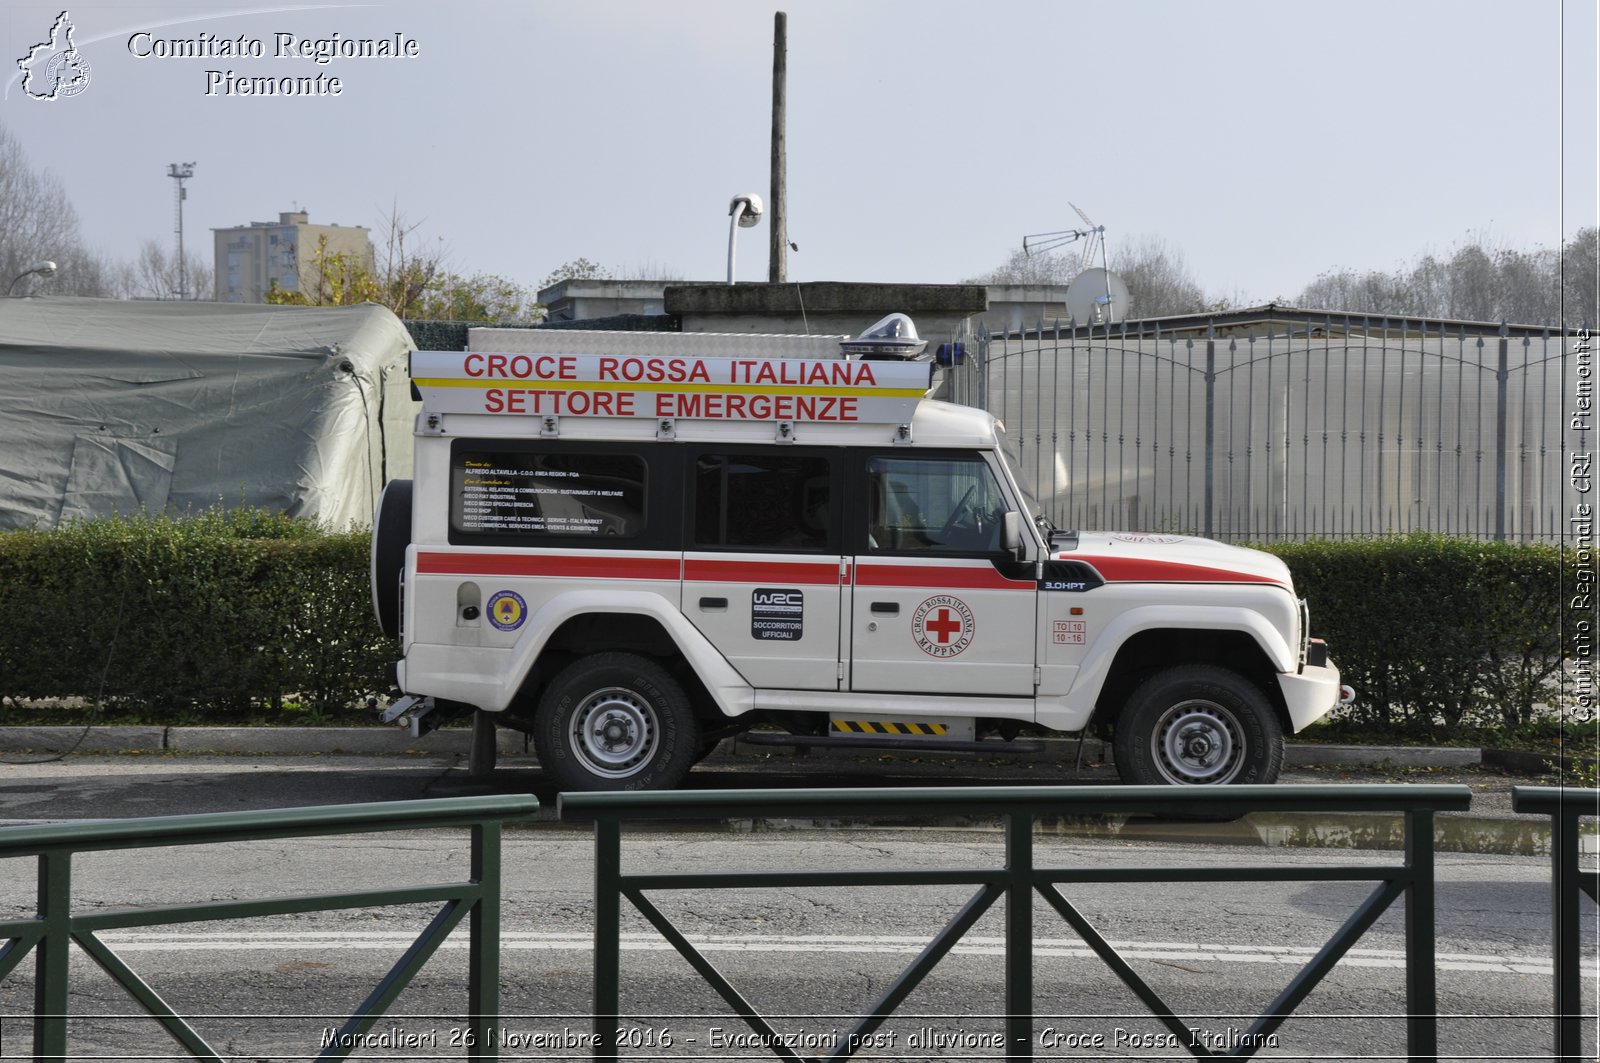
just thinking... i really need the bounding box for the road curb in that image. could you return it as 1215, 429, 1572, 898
1482, 747, 1592, 774
1286, 743, 1480, 768
0, 725, 528, 757
0, 725, 1484, 770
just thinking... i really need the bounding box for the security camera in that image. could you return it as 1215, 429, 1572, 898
729, 193, 764, 227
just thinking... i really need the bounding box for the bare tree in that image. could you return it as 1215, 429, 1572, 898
1296, 232, 1585, 326
266, 208, 540, 324
962, 247, 1076, 286
539, 257, 612, 290
1562, 227, 1598, 328
367, 206, 442, 316
1108, 236, 1209, 317
966, 236, 1210, 317
0, 121, 110, 296
109, 239, 214, 300
613, 258, 687, 282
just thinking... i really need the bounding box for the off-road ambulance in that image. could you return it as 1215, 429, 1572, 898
372, 314, 1342, 791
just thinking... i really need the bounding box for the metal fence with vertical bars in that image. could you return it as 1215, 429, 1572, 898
940, 308, 1572, 543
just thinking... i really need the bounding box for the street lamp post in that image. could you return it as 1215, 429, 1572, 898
7, 260, 57, 296
726, 193, 763, 285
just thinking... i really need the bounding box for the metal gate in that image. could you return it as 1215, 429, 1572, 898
943, 312, 1572, 543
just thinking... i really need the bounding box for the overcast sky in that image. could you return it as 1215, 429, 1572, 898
4, 0, 1596, 303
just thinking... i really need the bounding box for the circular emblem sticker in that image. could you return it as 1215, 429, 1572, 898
912, 595, 975, 658
487, 590, 527, 631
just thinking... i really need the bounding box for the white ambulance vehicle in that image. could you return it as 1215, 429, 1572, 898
372, 314, 1342, 792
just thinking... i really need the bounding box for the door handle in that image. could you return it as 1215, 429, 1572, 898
870, 602, 899, 615
699, 597, 728, 611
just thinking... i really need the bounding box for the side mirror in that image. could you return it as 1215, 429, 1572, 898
1002, 511, 1023, 558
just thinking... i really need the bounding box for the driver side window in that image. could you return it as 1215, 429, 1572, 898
866, 456, 1004, 554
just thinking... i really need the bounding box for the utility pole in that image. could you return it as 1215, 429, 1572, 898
768, 11, 787, 283
167, 162, 195, 299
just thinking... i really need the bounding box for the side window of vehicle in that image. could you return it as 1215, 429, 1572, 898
694, 453, 835, 552
450, 450, 646, 539
866, 456, 1005, 554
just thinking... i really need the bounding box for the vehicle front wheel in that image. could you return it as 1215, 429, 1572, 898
533, 652, 700, 792
1113, 665, 1284, 786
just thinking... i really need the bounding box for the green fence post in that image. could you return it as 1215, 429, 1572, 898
1005, 811, 1033, 1061
468, 821, 502, 1061
1552, 803, 1583, 1063
1513, 786, 1598, 1062
593, 818, 622, 1061
1404, 809, 1438, 1061
32, 849, 71, 1061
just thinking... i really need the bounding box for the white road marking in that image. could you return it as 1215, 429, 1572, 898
90, 931, 1595, 977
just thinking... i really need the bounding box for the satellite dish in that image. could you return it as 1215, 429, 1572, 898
1065, 268, 1131, 326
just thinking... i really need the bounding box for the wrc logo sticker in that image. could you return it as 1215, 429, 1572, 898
912, 594, 975, 658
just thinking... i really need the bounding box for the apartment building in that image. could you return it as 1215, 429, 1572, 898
213, 210, 374, 303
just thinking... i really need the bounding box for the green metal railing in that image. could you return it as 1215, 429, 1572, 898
1511, 785, 1600, 1063
560, 783, 1473, 1062
0, 794, 539, 1061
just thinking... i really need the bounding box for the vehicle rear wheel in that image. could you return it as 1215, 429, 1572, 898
533, 652, 699, 792
1113, 665, 1284, 786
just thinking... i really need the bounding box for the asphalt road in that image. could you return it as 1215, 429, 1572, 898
0, 826, 1588, 1061
0, 749, 1593, 1061
0, 736, 1540, 824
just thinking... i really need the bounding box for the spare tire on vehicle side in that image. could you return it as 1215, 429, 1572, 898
371, 478, 413, 639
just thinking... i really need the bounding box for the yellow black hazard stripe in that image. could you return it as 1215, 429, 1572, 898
829, 720, 949, 736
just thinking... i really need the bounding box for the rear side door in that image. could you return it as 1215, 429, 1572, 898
681, 447, 845, 691
848, 452, 1038, 697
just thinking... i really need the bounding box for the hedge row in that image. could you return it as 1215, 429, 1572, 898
0, 516, 1574, 737
0, 510, 391, 715
1265, 535, 1571, 736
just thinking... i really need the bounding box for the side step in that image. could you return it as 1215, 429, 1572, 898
739, 732, 1046, 755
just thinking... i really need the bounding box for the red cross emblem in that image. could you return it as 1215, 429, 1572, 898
923, 608, 963, 643
912, 595, 975, 658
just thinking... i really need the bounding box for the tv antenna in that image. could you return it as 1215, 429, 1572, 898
1024, 201, 1131, 324
1023, 201, 1107, 274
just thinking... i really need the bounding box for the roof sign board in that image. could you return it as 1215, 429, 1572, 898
411, 349, 932, 424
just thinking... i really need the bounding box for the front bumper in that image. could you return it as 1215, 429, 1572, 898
1277, 661, 1342, 732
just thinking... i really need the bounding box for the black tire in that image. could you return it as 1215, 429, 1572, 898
533, 652, 700, 792
370, 479, 413, 639
1113, 665, 1284, 786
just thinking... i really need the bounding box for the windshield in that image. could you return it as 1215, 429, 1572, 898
993, 421, 1055, 535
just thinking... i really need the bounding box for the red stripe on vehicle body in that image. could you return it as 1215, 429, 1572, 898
416, 552, 680, 581
853, 563, 1035, 590
684, 559, 845, 585
1070, 555, 1286, 586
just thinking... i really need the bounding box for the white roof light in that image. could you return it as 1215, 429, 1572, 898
839, 313, 929, 361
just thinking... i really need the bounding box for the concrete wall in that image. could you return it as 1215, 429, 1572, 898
538, 279, 671, 321
983, 284, 1075, 332
664, 282, 988, 343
